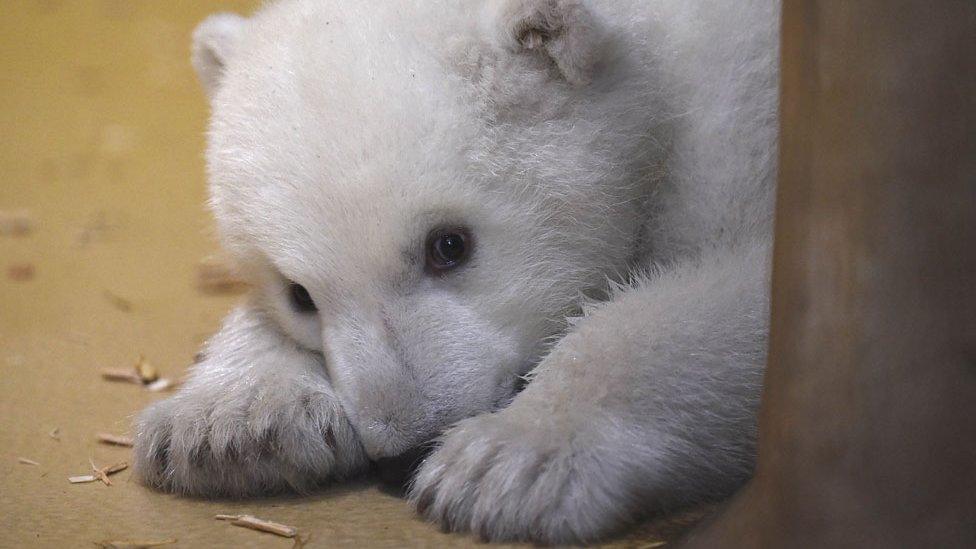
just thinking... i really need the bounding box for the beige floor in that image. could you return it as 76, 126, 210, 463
0, 2, 699, 547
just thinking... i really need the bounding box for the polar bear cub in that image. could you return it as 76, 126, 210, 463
134, 0, 779, 543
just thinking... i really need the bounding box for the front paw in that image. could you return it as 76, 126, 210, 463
133, 383, 365, 497
409, 409, 633, 543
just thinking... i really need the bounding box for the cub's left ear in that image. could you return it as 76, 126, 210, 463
488, 0, 603, 86
191, 13, 247, 98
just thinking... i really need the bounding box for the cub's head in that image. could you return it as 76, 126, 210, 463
194, 0, 654, 460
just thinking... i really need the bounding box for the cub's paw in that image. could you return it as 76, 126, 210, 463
133, 380, 365, 497
409, 408, 636, 543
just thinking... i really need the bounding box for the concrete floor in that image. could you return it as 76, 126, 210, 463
0, 2, 701, 546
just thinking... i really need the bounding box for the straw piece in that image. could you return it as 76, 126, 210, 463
145, 378, 175, 392
102, 357, 171, 390
87, 459, 128, 486
97, 433, 134, 447
102, 462, 128, 474
18, 457, 40, 466
69, 475, 97, 484
215, 514, 297, 538
134, 355, 159, 383
101, 368, 143, 385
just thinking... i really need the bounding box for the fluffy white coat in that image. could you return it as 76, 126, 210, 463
134, 0, 779, 543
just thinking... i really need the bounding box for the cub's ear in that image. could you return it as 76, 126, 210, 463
191, 13, 247, 98
488, 0, 603, 86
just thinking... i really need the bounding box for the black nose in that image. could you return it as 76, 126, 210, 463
373, 444, 432, 495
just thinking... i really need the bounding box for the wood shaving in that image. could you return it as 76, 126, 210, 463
75, 459, 128, 486
134, 355, 159, 383
215, 514, 297, 538
101, 368, 143, 385
49, 427, 61, 441
94, 539, 177, 549
90, 458, 112, 485
101, 356, 172, 391
102, 462, 128, 475
145, 378, 176, 392
0, 210, 33, 236
7, 263, 35, 281
97, 433, 134, 447
197, 256, 249, 295
18, 457, 40, 466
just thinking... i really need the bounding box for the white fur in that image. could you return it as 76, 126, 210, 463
191, 13, 248, 98
134, 305, 365, 495
134, 0, 779, 542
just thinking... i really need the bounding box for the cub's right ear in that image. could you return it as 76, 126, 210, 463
191, 13, 247, 98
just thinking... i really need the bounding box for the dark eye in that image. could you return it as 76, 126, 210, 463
288, 282, 317, 313
426, 227, 472, 273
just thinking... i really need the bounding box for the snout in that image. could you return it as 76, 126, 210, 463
374, 443, 433, 494
321, 301, 525, 464
321, 322, 435, 459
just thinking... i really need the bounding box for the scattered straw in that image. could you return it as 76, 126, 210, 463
96, 433, 134, 447
18, 457, 40, 466
71, 459, 128, 486
92, 460, 128, 486
100, 356, 174, 392
215, 514, 297, 538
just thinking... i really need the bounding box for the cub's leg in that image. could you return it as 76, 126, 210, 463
133, 304, 366, 496
411, 242, 770, 543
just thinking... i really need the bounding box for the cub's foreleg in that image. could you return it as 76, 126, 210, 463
411, 242, 771, 543
133, 304, 366, 496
